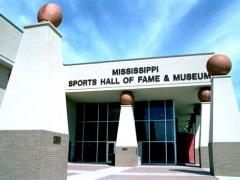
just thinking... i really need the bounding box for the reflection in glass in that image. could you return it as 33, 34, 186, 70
99, 103, 107, 121
76, 103, 84, 122
150, 121, 165, 141
75, 122, 83, 141
150, 101, 165, 120
72, 100, 175, 164
166, 100, 173, 119
167, 142, 175, 163
108, 143, 115, 163
108, 122, 119, 141
166, 121, 174, 141
134, 101, 149, 120
73, 141, 82, 162
84, 122, 97, 141
109, 102, 120, 121
85, 103, 98, 121
98, 122, 107, 141
150, 142, 166, 163
83, 142, 97, 162
98, 143, 106, 162
135, 121, 149, 141
142, 142, 149, 163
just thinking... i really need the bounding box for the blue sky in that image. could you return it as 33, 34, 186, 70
0, 0, 240, 106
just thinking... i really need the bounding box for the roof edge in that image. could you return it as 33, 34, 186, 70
0, 13, 23, 33
64, 52, 215, 66
0, 54, 14, 68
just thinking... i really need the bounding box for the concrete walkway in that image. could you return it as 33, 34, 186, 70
67, 163, 222, 180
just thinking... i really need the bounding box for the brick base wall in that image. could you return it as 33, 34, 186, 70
209, 142, 240, 176
115, 147, 137, 167
199, 146, 209, 168
0, 130, 68, 180
194, 148, 199, 165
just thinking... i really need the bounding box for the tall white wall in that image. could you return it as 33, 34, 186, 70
116, 105, 137, 147
0, 15, 22, 61
200, 102, 210, 147
195, 115, 201, 148
210, 76, 240, 142
0, 22, 68, 134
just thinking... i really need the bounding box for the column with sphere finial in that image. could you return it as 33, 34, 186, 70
192, 104, 201, 165
115, 91, 138, 166
0, 3, 68, 180
207, 54, 240, 176
198, 87, 211, 168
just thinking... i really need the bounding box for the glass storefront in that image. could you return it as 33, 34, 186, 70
70, 100, 176, 164
135, 100, 176, 164
72, 102, 120, 163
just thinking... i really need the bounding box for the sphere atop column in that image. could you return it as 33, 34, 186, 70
198, 87, 211, 102
206, 54, 232, 75
37, 3, 62, 28
120, 91, 134, 105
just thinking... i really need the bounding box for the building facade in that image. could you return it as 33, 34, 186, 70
0, 14, 212, 165
1, 13, 240, 179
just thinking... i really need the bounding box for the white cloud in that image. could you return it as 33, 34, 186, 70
126, 0, 199, 58
72, 18, 114, 61
18, 15, 32, 26
62, 41, 87, 64
189, 1, 240, 108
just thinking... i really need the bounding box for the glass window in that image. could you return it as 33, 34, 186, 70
72, 100, 176, 164
135, 121, 149, 141
150, 121, 165, 141
74, 141, 82, 162
167, 142, 175, 163
108, 122, 119, 141
76, 103, 84, 122
85, 103, 98, 121
83, 142, 97, 162
98, 143, 107, 162
166, 121, 174, 141
98, 122, 107, 141
75, 122, 83, 141
150, 101, 165, 120
84, 122, 97, 141
99, 103, 107, 121
166, 100, 173, 120
142, 142, 149, 163
150, 142, 166, 163
134, 101, 149, 120
108, 102, 120, 121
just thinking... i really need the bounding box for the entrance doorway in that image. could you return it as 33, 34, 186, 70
107, 142, 115, 164
134, 100, 177, 164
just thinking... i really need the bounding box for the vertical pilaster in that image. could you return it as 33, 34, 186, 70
115, 92, 138, 167
199, 102, 210, 168
209, 75, 240, 176
0, 22, 68, 180
194, 115, 201, 165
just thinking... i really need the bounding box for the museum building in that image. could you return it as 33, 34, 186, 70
0, 12, 211, 165
0, 4, 240, 179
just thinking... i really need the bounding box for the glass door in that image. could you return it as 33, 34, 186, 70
107, 142, 115, 164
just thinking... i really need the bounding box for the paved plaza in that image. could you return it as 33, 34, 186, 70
67, 163, 221, 180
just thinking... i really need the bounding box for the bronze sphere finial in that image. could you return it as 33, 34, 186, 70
206, 54, 232, 75
198, 87, 211, 102
120, 91, 134, 105
37, 3, 63, 28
